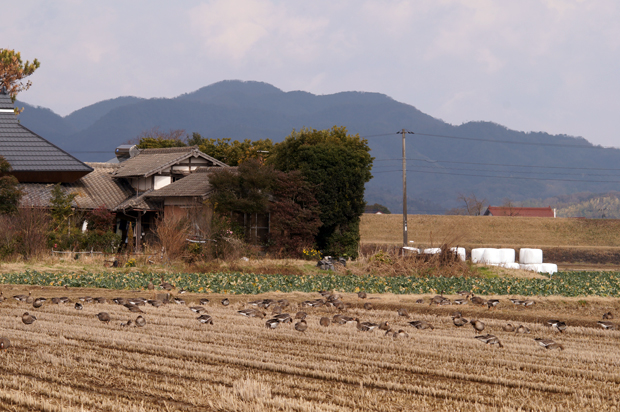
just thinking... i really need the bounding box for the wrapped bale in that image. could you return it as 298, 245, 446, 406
471, 248, 487, 263
423, 248, 441, 255
402, 247, 420, 255
520, 263, 543, 272
519, 248, 543, 264
450, 247, 466, 261
498, 249, 516, 265
539, 263, 558, 275
502, 262, 521, 270
482, 248, 501, 265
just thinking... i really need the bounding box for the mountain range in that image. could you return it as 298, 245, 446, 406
15, 80, 620, 214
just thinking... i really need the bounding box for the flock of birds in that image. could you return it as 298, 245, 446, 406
0, 279, 616, 353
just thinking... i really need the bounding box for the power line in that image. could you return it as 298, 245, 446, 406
372, 167, 620, 184
413, 131, 607, 149
371, 163, 620, 178
374, 157, 620, 172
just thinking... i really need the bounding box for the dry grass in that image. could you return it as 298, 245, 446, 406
361, 214, 620, 248
1, 284, 619, 411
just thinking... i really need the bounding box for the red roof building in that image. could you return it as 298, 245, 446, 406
484, 206, 556, 217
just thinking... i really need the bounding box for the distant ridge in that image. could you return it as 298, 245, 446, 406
14, 80, 620, 213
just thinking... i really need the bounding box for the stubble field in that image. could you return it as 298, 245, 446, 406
1, 285, 619, 411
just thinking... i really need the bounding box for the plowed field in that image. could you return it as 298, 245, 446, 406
1, 286, 619, 411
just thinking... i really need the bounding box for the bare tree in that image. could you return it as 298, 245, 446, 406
457, 193, 487, 216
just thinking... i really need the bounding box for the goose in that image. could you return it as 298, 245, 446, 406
96, 312, 110, 323
453, 299, 469, 305
320, 317, 331, 327
535, 338, 564, 350
470, 319, 485, 332
190, 306, 208, 314
475, 334, 504, 348
522, 300, 535, 307
295, 311, 307, 320
199, 298, 210, 305
159, 276, 175, 291
33, 298, 46, 308
51, 297, 61, 304
147, 300, 163, 308
379, 321, 391, 331
78, 296, 93, 303
546, 320, 567, 333
602, 311, 614, 320
120, 320, 133, 327
509, 298, 524, 306
334, 301, 346, 311
265, 319, 279, 329
357, 291, 367, 299
397, 308, 410, 318
197, 314, 213, 324
516, 325, 531, 334
128, 298, 146, 305
294, 320, 308, 333
318, 290, 331, 297
470, 295, 486, 306
0, 337, 10, 350
178, 289, 187, 294
74, 302, 83, 310
238, 308, 264, 318
135, 316, 146, 327
94, 297, 108, 304
598, 321, 615, 330
333, 314, 355, 325
173, 297, 186, 305
502, 323, 516, 332
409, 320, 434, 330
125, 304, 144, 313
395, 329, 409, 339
457, 290, 472, 298
59, 297, 71, 303
356, 318, 379, 332
147, 278, 154, 291
450, 311, 462, 319
13, 291, 31, 302
22, 312, 37, 325
271, 305, 282, 315
363, 302, 373, 310
453, 317, 469, 327
274, 314, 292, 323
486, 299, 500, 310
278, 299, 290, 308
113, 298, 127, 305
221, 298, 230, 306
429, 292, 447, 306
415, 299, 424, 304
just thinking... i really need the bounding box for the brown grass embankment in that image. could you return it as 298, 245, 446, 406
1, 285, 619, 411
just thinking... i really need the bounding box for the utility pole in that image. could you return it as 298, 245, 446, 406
402, 129, 407, 247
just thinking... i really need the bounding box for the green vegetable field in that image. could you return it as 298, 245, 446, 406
2, 270, 620, 297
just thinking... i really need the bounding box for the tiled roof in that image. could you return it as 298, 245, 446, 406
484, 206, 555, 217
146, 167, 235, 198
113, 146, 228, 178
19, 163, 133, 210
0, 90, 92, 178
112, 190, 162, 212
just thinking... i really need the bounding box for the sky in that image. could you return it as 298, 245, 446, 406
4, 0, 620, 147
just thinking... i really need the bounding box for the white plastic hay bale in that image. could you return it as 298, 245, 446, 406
423, 248, 441, 255
498, 249, 516, 265
502, 262, 521, 270
471, 248, 486, 263
519, 248, 543, 264
402, 247, 420, 255
520, 263, 542, 272
539, 263, 558, 274
450, 247, 466, 261
482, 248, 501, 265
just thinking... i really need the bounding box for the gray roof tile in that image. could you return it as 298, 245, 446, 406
113, 146, 228, 178
0, 91, 92, 176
